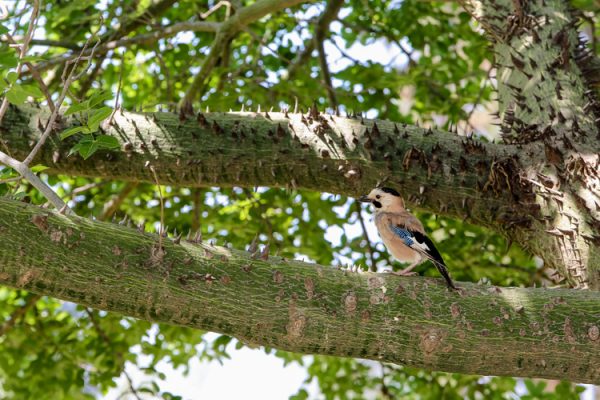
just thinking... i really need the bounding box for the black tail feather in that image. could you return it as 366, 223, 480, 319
430, 259, 457, 290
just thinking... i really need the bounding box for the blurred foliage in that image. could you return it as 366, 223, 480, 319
0, 0, 598, 398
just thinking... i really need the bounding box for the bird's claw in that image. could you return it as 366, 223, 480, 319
384, 269, 418, 277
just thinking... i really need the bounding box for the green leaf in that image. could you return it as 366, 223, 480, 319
0, 49, 18, 68
88, 91, 113, 108
60, 126, 86, 140
77, 139, 99, 160
5, 86, 28, 104
95, 135, 119, 149
64, 101, 90, 116
21, 84, 43, 99
30, 165, 49, 173
86, 106, 112, 131
6, 71, 18, 84
0, 24, 9, 35
12, 191, 27, 200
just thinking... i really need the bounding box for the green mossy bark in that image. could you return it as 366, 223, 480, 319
1, 105, 598, 288
0, 197, 599, 383
462, 0, 600, 288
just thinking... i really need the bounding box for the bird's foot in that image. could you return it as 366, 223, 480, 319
383, 268, 418, 277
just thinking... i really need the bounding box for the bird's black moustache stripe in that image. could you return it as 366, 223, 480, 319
373, 200, 382, 208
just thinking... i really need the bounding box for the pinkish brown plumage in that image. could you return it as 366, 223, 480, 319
359, 187, 456, 289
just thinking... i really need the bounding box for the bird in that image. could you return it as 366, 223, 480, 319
358, 187, 457, 290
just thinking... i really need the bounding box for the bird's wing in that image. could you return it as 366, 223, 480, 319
389, 223, 456, 289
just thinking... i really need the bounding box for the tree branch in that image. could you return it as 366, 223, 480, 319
0, 293, 41, 336
0, 196, 599, 383
456, 0, 600, 290
25, 21, 221, 76
314, 0, 344, 108
181, 0, 314, 107
1, 105, 597, 288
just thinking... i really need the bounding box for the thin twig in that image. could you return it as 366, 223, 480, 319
0, 294, 41, 336
28, 38, 81, 50
2, 32, 55, 111
199, 1, 232, 19
70, 181, 104, 198
0, 0, 39, 124
108, 51, 125, 125
191, 188, 203, 233
355, 201, 377, 272
149, 166, 165, 245
181, 0, 310, 107
0, 176, 22, 185
0, 151, 72, 213
100, 182, 138, 221
314, 0, 343, 108
22, 20, 220, 76
84, 308, 143, 400
23, 37, 101, 166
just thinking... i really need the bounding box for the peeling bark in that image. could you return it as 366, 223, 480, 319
0, 197, 599, 383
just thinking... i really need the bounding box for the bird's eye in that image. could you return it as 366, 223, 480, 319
376, 195, 381, 199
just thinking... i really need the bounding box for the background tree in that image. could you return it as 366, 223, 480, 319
0, 0, 599, 398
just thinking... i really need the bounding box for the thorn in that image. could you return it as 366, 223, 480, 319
59, 204, 68, 215
248, 234, 259, 254
173, 231, 182, 244
194, 231, 203, 243
137, 223, 145, 233
260, 243, 270, 260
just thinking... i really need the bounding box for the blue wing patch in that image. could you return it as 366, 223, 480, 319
390, 223, 457, 290
390, 225, 415, 246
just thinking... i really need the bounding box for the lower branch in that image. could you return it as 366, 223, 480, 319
0, 197, 599, 383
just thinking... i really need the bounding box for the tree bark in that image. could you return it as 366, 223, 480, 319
0, 197, 599, 383
1, 105, 598, 288
456, 0, 600, 288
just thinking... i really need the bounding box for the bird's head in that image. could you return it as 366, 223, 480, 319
358, 187, 405, 212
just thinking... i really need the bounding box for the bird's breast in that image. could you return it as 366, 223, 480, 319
375, 215, 421, 263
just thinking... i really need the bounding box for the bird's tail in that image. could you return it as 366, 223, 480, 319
430, 259, 457, 290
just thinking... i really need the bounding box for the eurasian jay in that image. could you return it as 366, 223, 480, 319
359, 187, 457, 289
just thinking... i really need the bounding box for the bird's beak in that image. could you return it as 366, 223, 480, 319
358, 195, 372, 203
